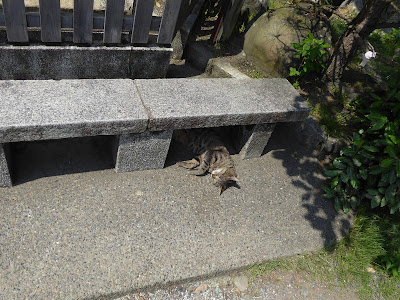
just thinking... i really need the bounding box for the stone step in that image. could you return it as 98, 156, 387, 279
0, 123, 352, 299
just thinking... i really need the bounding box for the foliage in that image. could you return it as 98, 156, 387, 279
368, 27, 400, 59
235, 10, 255, 33
247, 210, 400, 298
324, 73, 400, 214
269, 0, 288, 10
289, 33, 330, 88
330, 16, 349, 43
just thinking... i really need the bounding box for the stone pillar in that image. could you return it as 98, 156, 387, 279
115, 131, 173, 173
0, 144, 12, 187
239, 123, 276, 159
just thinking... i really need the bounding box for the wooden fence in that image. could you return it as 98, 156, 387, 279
0, 0, 182, 45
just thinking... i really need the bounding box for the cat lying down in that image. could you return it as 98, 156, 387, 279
175, 128, 239, 195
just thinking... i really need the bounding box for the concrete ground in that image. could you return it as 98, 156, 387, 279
0, 119, 352, 299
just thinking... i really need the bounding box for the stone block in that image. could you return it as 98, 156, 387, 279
115, 131, 173, 173
0, 144, 12, 187
239, 123, 276, 159
135, 78, 310, 131
0, 79, 148, 143
0, 45, 172, 80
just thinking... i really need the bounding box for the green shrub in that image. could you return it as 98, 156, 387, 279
324, 74, 400, 214
289, 33, 330, 88
330, 16, 348, 43
368, 27, 400, 59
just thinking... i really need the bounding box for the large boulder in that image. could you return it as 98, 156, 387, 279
243, 6, 331, 77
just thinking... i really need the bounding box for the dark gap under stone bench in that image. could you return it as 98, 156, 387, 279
0, 78, 310, 187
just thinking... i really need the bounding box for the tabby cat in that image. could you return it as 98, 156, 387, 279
175, 128, 239, 195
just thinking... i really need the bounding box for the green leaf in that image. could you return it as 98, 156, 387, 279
366, 112, 385, 122
350, 178, 359, 189
388, 135, 400, 145
389, 170, 396, 184
353, 158, 362, 167
371, 119, 388, 131
371, 195, 381, 208
367, 189, 379, 196
325, 169, 342, 177
341, 148, 356, 157
347, 167, 355, 181
370, 166, 382, 175
350, 196, 359, 210
360, 169, 368, 180
363, 145, 379, 152
331, 176, 339, 188
385, 145, 398, 158
396, 160, 400, 177
385, 184, 396, 203
393, 268, 399, 278
334, 198, 341, 212
289, 67, 300, 76
343, 201, 351, 214
323, 186, 335, 198
390, 202, 400, 214
381, 196, 387, 207
359, 150, 375, 159
333, 159, 346, 169
341, 172, 349, 183
380, 158, 394, 168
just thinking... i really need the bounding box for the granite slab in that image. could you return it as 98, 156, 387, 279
0, 79, 148, 143
134, 78, 310, 131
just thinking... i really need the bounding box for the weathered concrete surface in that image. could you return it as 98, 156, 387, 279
0, 79, 148, 143
135, 78, 310, 131
206, 58, 251, 78
130, 47, 173, 79
115, 131, 173, 173
0, 144, 11, 187
239, 123, 276, 159
0, 45, 172, 80
0, 124, 352, 299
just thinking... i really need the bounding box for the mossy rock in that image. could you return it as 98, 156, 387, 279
243, 7, 331, 78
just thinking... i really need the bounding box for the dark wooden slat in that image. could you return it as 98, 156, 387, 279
157, 0, 183, 44
39, 0, 61, 42
0, 11, 162, 32
131, 0, 154, 44
2, 0, 28, 42
0, 12, 5, 27
73, 0, 94, 44
104, 0, 125, 43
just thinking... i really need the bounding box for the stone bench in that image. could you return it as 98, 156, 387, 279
0, 78, 310, 187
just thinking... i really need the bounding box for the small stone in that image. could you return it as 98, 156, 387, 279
367, 267, 376, 273
193, 283, 208, 294
233, 275, 249, 292
136, 190, 143, 196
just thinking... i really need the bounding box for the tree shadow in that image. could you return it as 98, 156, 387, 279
262, 122, 352, 250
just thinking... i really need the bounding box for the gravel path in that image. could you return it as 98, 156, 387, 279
117, 270, 359, 300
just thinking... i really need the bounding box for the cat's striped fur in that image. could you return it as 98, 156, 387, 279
175, 128, 239, 195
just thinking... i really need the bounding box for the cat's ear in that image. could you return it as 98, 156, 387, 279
229, 177, 239, 182
220, 185, 227, 195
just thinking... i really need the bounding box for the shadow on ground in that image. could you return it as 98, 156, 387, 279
262, 122, 352, 249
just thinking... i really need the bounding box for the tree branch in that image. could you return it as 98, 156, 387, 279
299, 0, 353, 23
390, 2, 400, 15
